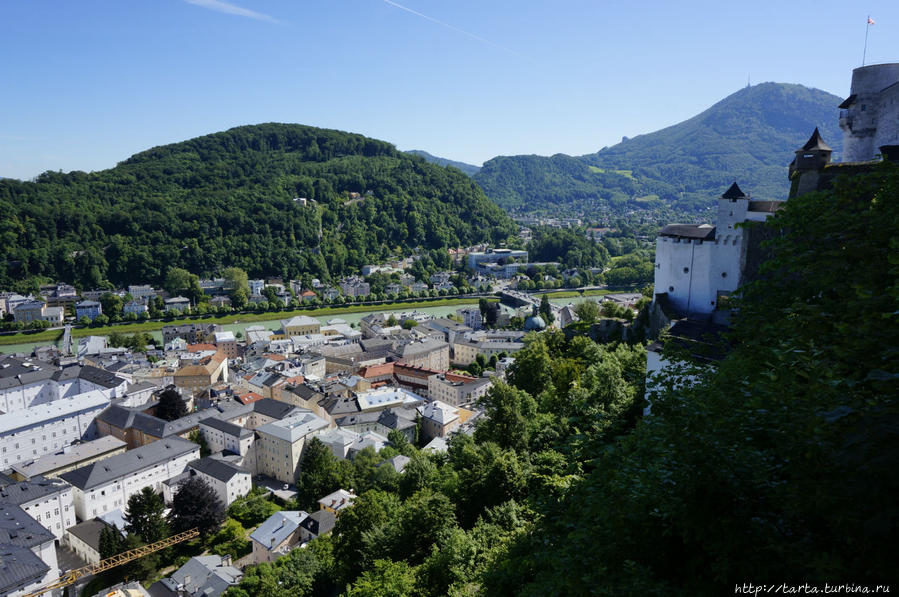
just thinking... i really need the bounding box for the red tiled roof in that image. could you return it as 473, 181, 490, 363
187, 343, 218, 353
446, 372, 477, 383
358, 362, 395, 378
238, 392, 264, 405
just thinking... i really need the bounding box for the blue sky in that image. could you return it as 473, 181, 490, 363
1, 0, 896, 179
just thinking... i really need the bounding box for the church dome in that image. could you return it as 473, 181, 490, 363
524, 314, 546, 331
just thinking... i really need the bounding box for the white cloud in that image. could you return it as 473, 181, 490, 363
185, 0, 281, 24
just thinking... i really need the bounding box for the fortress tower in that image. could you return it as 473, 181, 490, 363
652, 182, 778, 317
838, 63, 899, 162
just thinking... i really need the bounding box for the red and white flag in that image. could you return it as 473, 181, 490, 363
867, 17, 875, 25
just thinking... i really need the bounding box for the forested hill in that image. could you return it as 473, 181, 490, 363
0, 123, 516, 290
474, 83, 843, 212
406, 150, 481, 176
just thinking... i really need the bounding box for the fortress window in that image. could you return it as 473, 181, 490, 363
683, 267, 689, 273
721, 272, 727, 278
668, 286, 674, 292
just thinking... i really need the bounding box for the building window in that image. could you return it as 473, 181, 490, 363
721, 272, 727, 278
668, 286, 674, 292
683, 267, 689, 273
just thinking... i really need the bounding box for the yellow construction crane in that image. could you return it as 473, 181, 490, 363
21, 527, 200, 597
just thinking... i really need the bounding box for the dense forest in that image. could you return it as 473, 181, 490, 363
0, 124, 516, 290
224, 162, 898, 595
474, 83, 843, 214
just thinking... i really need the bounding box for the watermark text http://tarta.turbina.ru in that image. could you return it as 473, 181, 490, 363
735, 584, 890, 595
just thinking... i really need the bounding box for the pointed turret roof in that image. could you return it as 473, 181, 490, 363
800, 127, 832, 152
721, 182, 747, 199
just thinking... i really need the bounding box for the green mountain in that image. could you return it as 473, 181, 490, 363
474, 83, 844, 213
406, 150, 481, 176
0, 123, 516, 290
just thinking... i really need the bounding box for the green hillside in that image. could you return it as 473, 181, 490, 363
474, 83, 844, 213
0, 124, 516, 290
406, 150, 481, 176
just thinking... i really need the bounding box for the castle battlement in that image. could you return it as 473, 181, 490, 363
839, 63, 899, 162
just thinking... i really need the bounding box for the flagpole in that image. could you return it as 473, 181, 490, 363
863, 15, 870, 66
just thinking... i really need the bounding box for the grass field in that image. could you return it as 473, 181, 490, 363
0, 296, 498, 346
537, 288, 613, 300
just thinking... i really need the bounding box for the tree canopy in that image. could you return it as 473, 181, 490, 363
0, 123, 516, 291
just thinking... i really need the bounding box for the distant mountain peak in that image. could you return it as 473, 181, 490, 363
406, 150, 481, 176
474, 82, 843, 212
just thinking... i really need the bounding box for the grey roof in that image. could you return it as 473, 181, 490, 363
71, 364, 127, 389
0, 476, 70, 506
0, 503, 54, 548
249, 511, 308, 549
299, 510, 335, 537
382, 454, 411, 473
252, 398, 298, 420
800, 127, 832, 152
400, 339, 448, 357
199, 417, 252, 439
157, 555, 242, 597
11, 436, 127, 480
658, 224, 716, 240
256, 412, 330, 443
60, 437, 200, 490
721, 182, 747, 199
0, 544, 51, 594
67, 518, 115, 551
189, 458, 249, 484
126, 381, 158, 394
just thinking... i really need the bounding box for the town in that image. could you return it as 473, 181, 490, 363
0, 242, 647, 597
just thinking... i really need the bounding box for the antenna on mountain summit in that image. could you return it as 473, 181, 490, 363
747, 74, 751, 88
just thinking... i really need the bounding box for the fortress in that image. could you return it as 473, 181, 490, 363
652, 62, 899, 320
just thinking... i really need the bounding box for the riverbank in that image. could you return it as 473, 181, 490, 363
0, 298, 488, 355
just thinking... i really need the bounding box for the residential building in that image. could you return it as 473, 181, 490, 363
149, 555, 243, 597
298, 510, 336, 543
393, 339, 450, 370
92, 581, 151, 597
467, 248, 528, 270
127, 285, 156, 300
255, 411, 330, 483
0, 476, 76, 539
0, 390, 110, 467
457, 307, 483, 330
279, 315, 321, 337
173, 353, 228, 395
12, 300, 64, 324
0, 503, 60, 597
10, 436, 128, 481
0, 357, 127, 413
164, 297, 191, 313
213, 331, 238, 359
318, 489, 356, 515
187, 458, 252, 508
339, 277, 370, 297
162, 323, 221, 345
417, 400, 473, 442
198, 417, 254, 458
75, 300, 103, 322
452, 330, 525, 366
64, 518, 116, 564
428, 373, 492, 407
248, 511, 309, 564
59, 437, 200, 520
123, 300, 148, 316
249, 279, 264, 296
